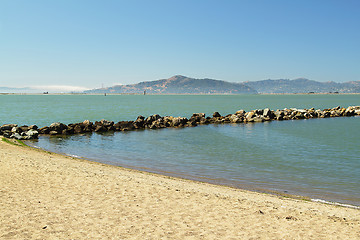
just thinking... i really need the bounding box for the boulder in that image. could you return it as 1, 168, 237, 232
253, 117, 264, 122
73, 124, 83, 133
245, 111, 255, 120
83, 120, 92, 126
11, 133, 23, 140
0, 124, 18, 131
2, 131, 12, 138
11, 127, 23, 133
200, 118, 210, 124
235, 110, 246, 117
255, 109, 263, 115
229, 114, 242, 123
62, 128, 74, 135
25, 129, 39, 139
213, 112, 221, 118
149, 119, 163, 129
49, 122, 68, 132
345, 107, 355, 116
20, 125, 29, 132
144, 114, 161, 127
28, 125, 38, 130
162, 116, 173, 127
172, 117, 188, 127
38, 126, 50, 134
190, 113, 206, 123
94, 125, 106, 132
133, 116, 145, 129
100, 119, 114, 127
186, 120, 198, 127
294, 112, 305, 119
263, 108, 274, 119
114, 121, 134, 131
323, 111, 330, 118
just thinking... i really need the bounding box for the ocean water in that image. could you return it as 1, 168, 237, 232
1, 94, 360, 206
1, 94, 359, 126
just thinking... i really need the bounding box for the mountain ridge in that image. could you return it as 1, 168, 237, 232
244, 78, 360, 93
85, 75, 257, 94
2, 76, 360, 94
85, 75, 360, 94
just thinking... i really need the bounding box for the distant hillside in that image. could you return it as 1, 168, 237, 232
244, 78, 360, 93
0, 87, 35, 93
85, 75, 258, 94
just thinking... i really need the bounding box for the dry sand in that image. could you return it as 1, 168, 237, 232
0, 139, 359, 239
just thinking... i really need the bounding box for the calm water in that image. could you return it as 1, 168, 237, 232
1, 94, 360, 206
1, 94, 359, 126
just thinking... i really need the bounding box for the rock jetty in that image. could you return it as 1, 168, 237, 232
1, 106, 359, 140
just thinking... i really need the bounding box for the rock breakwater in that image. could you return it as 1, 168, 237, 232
1, 106, 359, 140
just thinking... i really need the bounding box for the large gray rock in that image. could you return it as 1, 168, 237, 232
11, 127, 23, 133
28, 125, 38, 130
100, 119, 114, 127
10, 133, 23, 140
229, 114, 242, 123
245, 111, 255, 120
263, 108, 274, 118
133, 116, 145, 129
172, 117, 187, 127
235, 110, 246, 116
83, 120, 91, 125
2, 131, 12, 138
145, 114, 161, 126
0, 124, 18, 131
25, 129, 39, 139
212, 112, 221, 118
49, 122, 67, 132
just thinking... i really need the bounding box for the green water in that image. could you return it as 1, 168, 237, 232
1, 94, 360, 206
1, 94, 359, 126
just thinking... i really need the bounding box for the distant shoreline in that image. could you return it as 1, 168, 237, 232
1, 92, 360, 95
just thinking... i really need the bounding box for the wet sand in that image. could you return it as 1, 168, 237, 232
0, 139, 359, 239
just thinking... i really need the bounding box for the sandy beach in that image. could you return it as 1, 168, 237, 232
0, 139, 359, 239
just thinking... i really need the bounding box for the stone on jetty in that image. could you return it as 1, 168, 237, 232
172, 117, 188, 127
0, 124, 39, 140
213, 112, 221, 118
133, 116, 145, 129
114, 121, 134, 131
0, 124, 18, 131
189, 113, 206, 126
25, 129, 39, 139
38, 126, 50, 134
229, 114, 243, 123
49, 122, 68, 134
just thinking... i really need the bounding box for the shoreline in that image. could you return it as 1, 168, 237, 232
1, 92, 360, 96
1, 138, 360, 239
26, 139, 360, 210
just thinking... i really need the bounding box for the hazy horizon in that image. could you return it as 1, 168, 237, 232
1, 75, 359, 93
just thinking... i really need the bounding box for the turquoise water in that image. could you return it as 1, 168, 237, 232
1, 94, 359, 126
1, 94, 360, 206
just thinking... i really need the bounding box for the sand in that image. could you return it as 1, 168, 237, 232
0, 139, 359, 239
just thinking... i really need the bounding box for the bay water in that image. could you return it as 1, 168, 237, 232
1, 94, 359, 206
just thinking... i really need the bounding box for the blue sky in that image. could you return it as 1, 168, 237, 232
0, 0, 359, 91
